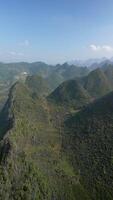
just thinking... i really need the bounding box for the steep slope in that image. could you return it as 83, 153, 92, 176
45, 63, 89, 91
25, 75, 51, 97
1, 68, 113, 199
103, 64, 113, 86
82, 68, 112, 98
46, 72, 64, 91
64, 91, 113, 200
48, 80, 91, 109
0, 82, 90, 200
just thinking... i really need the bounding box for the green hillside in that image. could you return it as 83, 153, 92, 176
0, 62, 89, 84
0, 65, 113, 199
0, 82, 90, 200
103, 64, 113, 85
80, 68, 112, 98
46, 72, 64, 91
26, 75, 51, 97
65, 91, 113, 200
0, 62, 90, 106
48, 80, 91, 109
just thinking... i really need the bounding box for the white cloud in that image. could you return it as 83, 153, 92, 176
9, 51, 24, 56
102, 45, 113, 52
90, 44, 113, 52
19, 40, 30, 47
90, 44, 101, 51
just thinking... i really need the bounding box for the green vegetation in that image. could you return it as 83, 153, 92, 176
48, 79, 91, 109
26, 75, 51, 97
0, 62, 89, 86
0, 62, 89, 110
79, 68, 112, 98
65, 91, 113, 199
0, 63, 113, 199
0, 81, 91, 200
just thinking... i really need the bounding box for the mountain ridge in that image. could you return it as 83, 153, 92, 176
0, 62, 113, 199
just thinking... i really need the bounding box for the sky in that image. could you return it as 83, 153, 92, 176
0, 0, 113, 63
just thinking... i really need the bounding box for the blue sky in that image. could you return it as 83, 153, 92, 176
0, 0, 113, 63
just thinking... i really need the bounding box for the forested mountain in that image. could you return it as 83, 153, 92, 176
0, 81, 91, 200
0, 62, 89, 83
48, 80, 91, 109
0, 61, 89, 112
103, 65, 113, 85
1, 0, 113, 198
79, 68, 112, 98
65, 91, 113, 199
26, 75, 51, 97
0, 62, 113, 199
47, 66, 113, 105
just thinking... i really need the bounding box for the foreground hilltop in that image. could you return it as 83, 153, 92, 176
0, 81, 90, 200
0, 67, 113, 199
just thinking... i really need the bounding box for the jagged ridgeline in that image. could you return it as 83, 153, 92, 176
0, 62, 89, 84
0, 81, 90, 200
1, 64, 113, 199
0, 62, 90, 112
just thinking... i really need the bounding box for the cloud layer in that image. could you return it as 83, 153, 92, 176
90, 44, 113, 52
9, 51, 24, 56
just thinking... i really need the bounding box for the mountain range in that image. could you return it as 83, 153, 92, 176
68, 57, 113, 67
0, 61, 113, 199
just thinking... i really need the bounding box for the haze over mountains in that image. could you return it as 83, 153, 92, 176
69, 57, 113, 67
0, 61, 89, 110
0, 59, 113, 199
